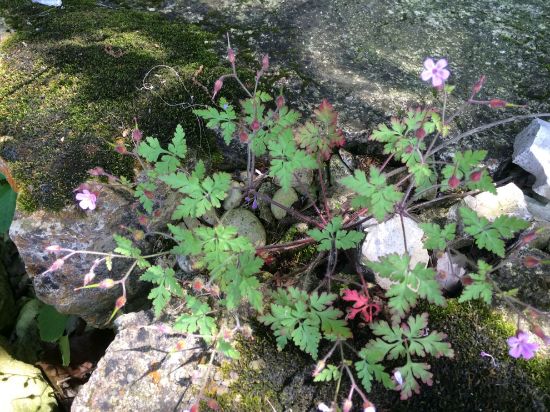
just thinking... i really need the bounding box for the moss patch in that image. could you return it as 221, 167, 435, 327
0, 0, 248, 211
215, 301, 549, 411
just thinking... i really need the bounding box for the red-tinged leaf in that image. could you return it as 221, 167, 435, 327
342, 289, 381, 323
207, 398, 220, 410
314, 99, 338, 125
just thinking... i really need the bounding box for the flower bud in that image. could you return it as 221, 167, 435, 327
342, 399, 353, 412
470, 170, 482, 182
131, 128, 143, 143
49, 259, 65, 272
472, 75, 486, 95
115, 295, 127, 309
523, 256, 540, 268
227, 48, 235, 64
405, 145, 414, 154
46, 245, 62, 252
461, 275, 473, 286
312, 360, 326, 376
99, 278, 116, 289
88, 167, 105, 176
363, 400, 376, 412
261, 54, 269, 71
192, 278, 204, 291
239, 131, 249, 143
521, 230, 537, 245
250, 119, 260, 131
115, 144, 127, 154
213, 78, 223, 98
83, 270, 96, 286
448, 175, 460, 189
138, 215, 149, 226
531, 325, 550, 345
489, 99, 507, 109
276, 95, 285, 109
415, 127, 426, 139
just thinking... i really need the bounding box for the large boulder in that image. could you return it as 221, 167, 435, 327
9, 185, 175, 327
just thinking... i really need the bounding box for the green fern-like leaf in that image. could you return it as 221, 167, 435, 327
458, 260, 493, 304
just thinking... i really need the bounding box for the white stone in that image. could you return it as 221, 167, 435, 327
271, 188, 299, 220
462, 183, 532, 221
361, 215, 429, 290
223, 180, 243, 211
31, 0, 62, 6
513, 118, 550, 200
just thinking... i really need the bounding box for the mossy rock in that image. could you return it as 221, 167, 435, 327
0, 0, 249, 211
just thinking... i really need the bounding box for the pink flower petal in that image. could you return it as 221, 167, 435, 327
423, 58, 435, 70
440, 69, 450, 80
432, 76, 444, 87
421, 70, 432, 81
508, 345, 522, 358
435, 58, 448, 69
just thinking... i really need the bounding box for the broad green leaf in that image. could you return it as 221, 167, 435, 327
37, 305, 68, 342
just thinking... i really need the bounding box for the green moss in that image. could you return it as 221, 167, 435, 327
0, 0, 250, 211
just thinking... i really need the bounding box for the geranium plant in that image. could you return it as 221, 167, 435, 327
41, 40, 550, 411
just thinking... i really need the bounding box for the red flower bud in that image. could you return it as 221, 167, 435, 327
192, 278, 204, 291
49, 259, 65, 272
523, 256, 540, 268
448, 175, 460, 189
115, 144, 127, 154
138, 215, 149, 226
251, 119, 260, 131
521, 230, 537, 245
415, 127, 426, 139
115, 295, 126, 309
489, 99, 507, 109
143, 190, 155, 200
472, 75, 486, 95
227, 48, 235, 64
213, 78, 223, 98
405, 145, 414, 154
131, 128, 143, 143
261, 54, 269, 71
470, 170, 482, 182
276, 95, 285, 109
239, 131, 249, 143
461, 275, 473, 286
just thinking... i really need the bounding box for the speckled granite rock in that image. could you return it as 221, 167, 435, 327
9, 185, 178, 327
72, 311, 203, 412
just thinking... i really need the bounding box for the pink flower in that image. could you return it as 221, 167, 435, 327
421, 58, 450, 87
76, 189, 97, 210
507, 331, 539, 359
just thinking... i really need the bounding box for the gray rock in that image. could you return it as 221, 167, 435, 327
525, 196, 550, 222
271, 188, 299, 220
221, 208, 266, 247
72, 311, 203, 412
223, 180, 243, 211
0, 343, 57, 411
361, 215, 429, 290
513, 119, 550, 200
8, 185, 173, 327
274, 169, 313, 194
462, 183, 532, 221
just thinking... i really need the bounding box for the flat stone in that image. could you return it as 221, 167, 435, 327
361, 215, 429, 290
462, 183, 532, 221
513, 118, 550, 200
72, 311, 202, 412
